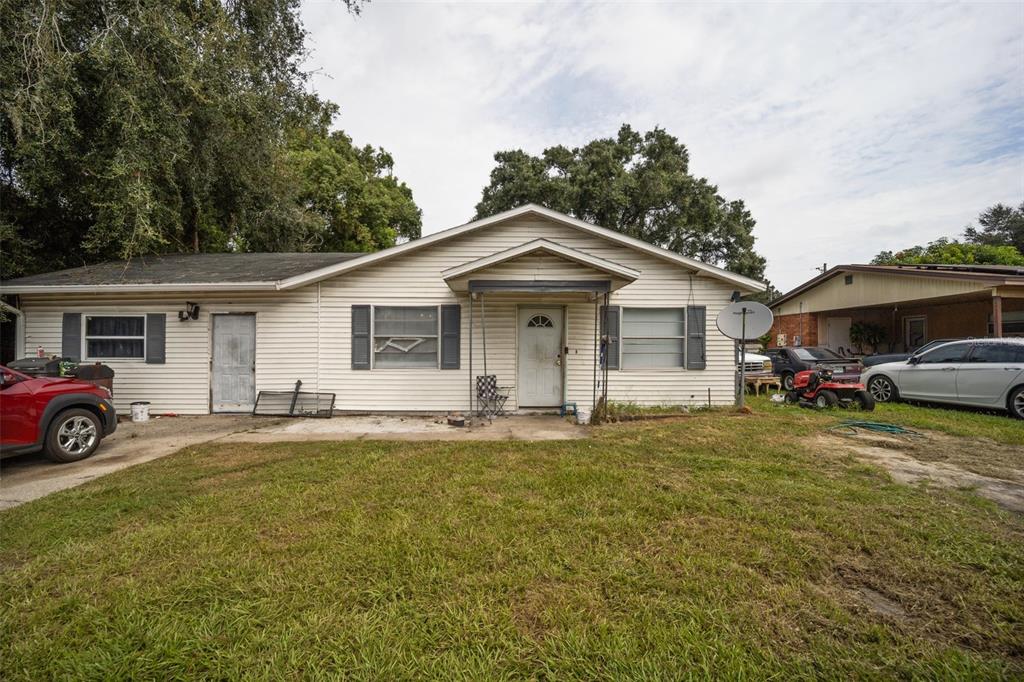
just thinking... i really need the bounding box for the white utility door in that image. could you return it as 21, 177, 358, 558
517, 307, 564, 407
825, 317, 852, 353
212, 314, 256, 412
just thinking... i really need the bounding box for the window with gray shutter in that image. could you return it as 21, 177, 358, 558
600, 305, 620, 370
351, 305, 371, 370
686, 306, 707, 370
620, 308, 686, 368
83, 315, 146, 359
440, 304, 461, 369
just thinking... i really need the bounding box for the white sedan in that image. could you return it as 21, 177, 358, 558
861, 339, 1024, 419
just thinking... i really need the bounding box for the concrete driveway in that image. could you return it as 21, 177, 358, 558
0, 415, 276, 510
1, 414, 585, 509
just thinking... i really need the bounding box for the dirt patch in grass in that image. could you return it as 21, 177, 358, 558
821, 432, 1024, 513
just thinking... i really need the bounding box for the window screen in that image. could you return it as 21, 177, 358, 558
373, 306, 439, 368
621, 308, 685, 368
85, 315, 145, 359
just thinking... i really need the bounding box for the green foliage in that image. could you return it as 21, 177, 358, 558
0, 0, 421, 281
849, 321, 888, 353
872, 238, 1024, 266
280, 129, 421, 253
872, 202, 1024, 268
964, 202, 1024, 252
474, 125, 768, 281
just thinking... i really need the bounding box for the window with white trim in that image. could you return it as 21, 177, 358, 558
85, 315, 145, 359
373, 306, 438, 368
621, 308, 685, 368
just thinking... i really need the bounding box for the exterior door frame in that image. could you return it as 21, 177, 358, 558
515, 304, 567, 408
903, 315, 927, 351
210, 312, 257, 413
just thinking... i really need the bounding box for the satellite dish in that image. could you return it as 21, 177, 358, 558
716, 301, 773, 340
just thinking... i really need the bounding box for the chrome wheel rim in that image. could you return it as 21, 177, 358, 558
1014, 391, 1024, 418
57, 416, 97, 456
870, 379, 892, 402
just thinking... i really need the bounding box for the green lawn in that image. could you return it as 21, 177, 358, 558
1, 408, 1022, 679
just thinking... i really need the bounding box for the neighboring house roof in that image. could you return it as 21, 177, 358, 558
1, 204, 766, 294
0, 253, 362, 293
770, 263, 1024, 309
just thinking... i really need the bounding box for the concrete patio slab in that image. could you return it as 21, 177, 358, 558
223, 414, 586, 443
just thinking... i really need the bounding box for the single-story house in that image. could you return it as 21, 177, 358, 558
769, 263, 1024, 353
0, 205, 764, 415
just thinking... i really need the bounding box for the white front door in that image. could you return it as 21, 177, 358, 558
212, 313, 256, 412
517, 307, 563, 407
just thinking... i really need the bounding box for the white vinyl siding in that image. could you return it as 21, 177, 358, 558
20, 214, 741, 413
621, 308, 685, 369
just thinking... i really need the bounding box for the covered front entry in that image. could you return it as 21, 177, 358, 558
517, 307, 564, 407
211, 313, 256, 413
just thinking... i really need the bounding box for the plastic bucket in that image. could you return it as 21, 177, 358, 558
130, 401, 151, 422
576, 407, 591, 425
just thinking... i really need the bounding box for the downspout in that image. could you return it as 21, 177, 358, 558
316, 282, 321, 392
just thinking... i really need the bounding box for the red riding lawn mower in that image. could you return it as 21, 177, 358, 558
784, 367, 875, 411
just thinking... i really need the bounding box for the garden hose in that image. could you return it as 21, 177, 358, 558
828, 420, 922, 437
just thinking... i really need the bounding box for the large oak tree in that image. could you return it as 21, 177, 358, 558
1, 0, 421, 280
474, 125, 768, 281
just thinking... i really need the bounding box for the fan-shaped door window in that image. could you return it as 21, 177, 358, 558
527, 314, 554, 328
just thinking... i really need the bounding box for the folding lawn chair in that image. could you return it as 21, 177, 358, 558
476, 374, 510, 419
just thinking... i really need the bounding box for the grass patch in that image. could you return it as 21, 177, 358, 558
1, 410, 1022, 678
747, 394, 1024, 446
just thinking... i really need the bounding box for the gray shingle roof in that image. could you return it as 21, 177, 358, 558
2, 252, 363, 287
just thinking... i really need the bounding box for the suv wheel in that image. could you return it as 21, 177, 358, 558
44, 409, 102, 463
868, 376, 898, 403
1009, 386, 1024, 420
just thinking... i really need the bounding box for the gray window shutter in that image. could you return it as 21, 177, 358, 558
351, 305, 371, 370
440, 304, 461, 369
61, 313, 81, 361
146, 313, 166, 364
600, 305, 620, 370
687, 306, 706, 370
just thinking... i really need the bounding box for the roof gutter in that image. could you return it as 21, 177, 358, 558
1, 282, 279, 294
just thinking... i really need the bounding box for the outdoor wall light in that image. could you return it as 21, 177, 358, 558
178, 302, 200, 321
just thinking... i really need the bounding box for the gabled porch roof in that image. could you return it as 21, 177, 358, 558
441, 239, 640, 294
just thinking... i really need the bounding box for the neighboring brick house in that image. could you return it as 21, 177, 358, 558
768, 264, 1024, 354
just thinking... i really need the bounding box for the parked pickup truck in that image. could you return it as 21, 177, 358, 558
765, 347, 864, 390
0, 365, 117, 462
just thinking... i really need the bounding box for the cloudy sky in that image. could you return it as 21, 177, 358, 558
300, 1, 1023, 290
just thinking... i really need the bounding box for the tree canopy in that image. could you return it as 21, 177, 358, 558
963, 202, 1024, 253
1, 0, 421, 280
872, 202, 1024, 266
474, 125, 767, 281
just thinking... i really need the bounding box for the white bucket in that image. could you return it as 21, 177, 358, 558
130, 401, 151, 422
576, 407, 591, 425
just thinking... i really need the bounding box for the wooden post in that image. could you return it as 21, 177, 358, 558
993, 294, 1003, 338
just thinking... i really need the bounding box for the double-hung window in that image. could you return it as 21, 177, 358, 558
373, 306, 439, 368
621, 308, 685, 368
85, 315, 146, 359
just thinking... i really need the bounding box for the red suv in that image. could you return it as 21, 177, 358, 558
0, 365, 117, 463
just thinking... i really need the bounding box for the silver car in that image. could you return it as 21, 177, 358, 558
862, 339, 1024, 419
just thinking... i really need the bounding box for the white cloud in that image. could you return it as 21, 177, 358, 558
301, 0, 1023, 289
